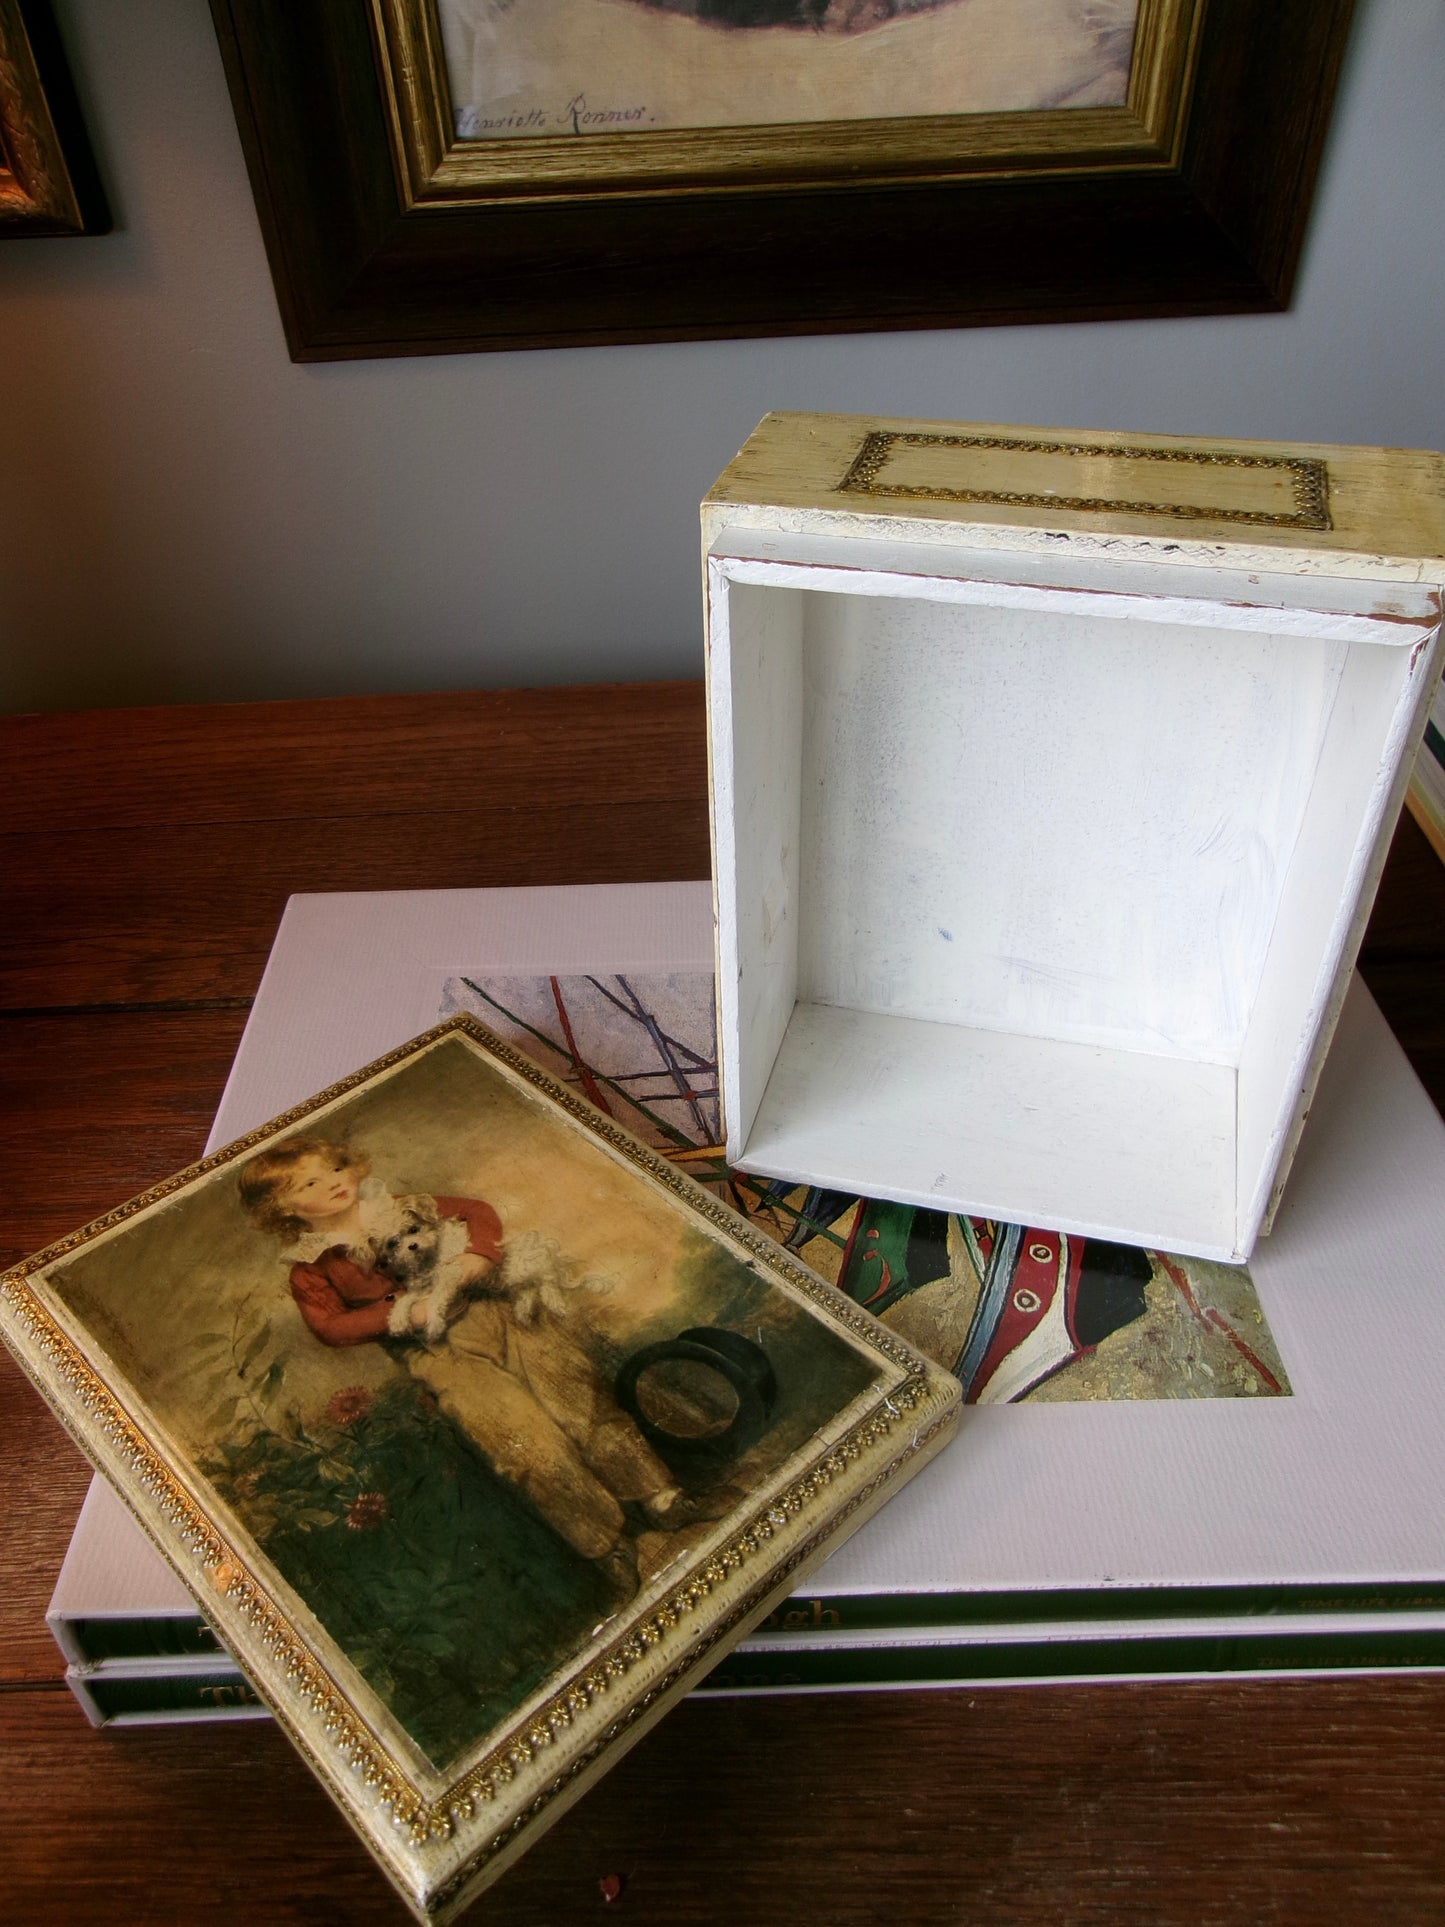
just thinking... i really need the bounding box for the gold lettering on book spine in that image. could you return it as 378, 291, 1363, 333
838, 429, 1332, 531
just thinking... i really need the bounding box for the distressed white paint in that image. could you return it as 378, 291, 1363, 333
707, 569, 803, 1158
742, 1002, 1239, 1258
1240, 628, 1437, 1246
707, 536, 1443, 1260
796, 588, 1344, 1064
713, 532, 1441, 641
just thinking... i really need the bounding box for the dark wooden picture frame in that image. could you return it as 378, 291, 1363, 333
0, 0, 108, 236
209, 0, 1356, 361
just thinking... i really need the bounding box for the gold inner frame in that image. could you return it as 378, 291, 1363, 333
370, 0, 1201, 207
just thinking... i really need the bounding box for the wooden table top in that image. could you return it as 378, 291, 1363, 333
2, 682, 1443, 1926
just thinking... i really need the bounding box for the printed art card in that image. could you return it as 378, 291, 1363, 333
439, 0, 1137, 140
1, 1018, 959, 1922
442, 972, 1291, 1407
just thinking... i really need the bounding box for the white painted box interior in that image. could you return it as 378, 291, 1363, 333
707, 535, 1442, 1262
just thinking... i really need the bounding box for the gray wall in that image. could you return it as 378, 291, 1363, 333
1, 0, 1441, 714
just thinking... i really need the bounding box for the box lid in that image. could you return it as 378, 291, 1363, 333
3, 1019, 959, 1921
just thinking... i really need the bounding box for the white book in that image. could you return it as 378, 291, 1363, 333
50, 883, 1445, 1703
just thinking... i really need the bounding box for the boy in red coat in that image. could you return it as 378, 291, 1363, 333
240, 1136, 715, 1595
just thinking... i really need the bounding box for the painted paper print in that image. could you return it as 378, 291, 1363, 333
442, 972, 1291, 1403
438, 0, 1138, 140
445, 971, 721, 1153
43, 1031, 883, 1772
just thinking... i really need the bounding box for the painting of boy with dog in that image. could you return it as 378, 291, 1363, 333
45, 1028, 882, 1771
238, 1134, 741, 1602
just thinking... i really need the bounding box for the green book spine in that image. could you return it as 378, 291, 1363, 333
74, 1670, 265, 1723
63, 1613, 224, 1663
752, 1580, 1445, 1638
700, 1627, 1445, 1693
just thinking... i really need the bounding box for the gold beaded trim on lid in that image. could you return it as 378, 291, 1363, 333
837, 429, 1332, 531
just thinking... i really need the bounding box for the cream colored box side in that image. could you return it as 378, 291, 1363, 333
702, 413, 1445, 584
1253, 617, 1445, 1243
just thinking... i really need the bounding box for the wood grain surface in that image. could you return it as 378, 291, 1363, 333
1, 681, 1442, 1925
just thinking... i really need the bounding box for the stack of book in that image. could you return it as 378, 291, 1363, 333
50, 883, 1445, 1724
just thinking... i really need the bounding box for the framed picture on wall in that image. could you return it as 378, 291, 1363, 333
209, 0, 1356, 359
0, 0, 109, 235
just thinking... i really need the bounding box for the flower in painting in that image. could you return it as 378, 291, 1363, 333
346, 1491, 388, 1532
325, 1386, 373, 1428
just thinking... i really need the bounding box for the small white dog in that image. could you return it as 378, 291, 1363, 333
373, 1198, 610, 1342
493, 1228, 614, 1328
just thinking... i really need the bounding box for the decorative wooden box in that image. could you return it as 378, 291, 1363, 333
702, 416, 1445, 1263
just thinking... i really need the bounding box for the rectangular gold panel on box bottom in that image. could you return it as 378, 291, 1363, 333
837, 430, 1330, 529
